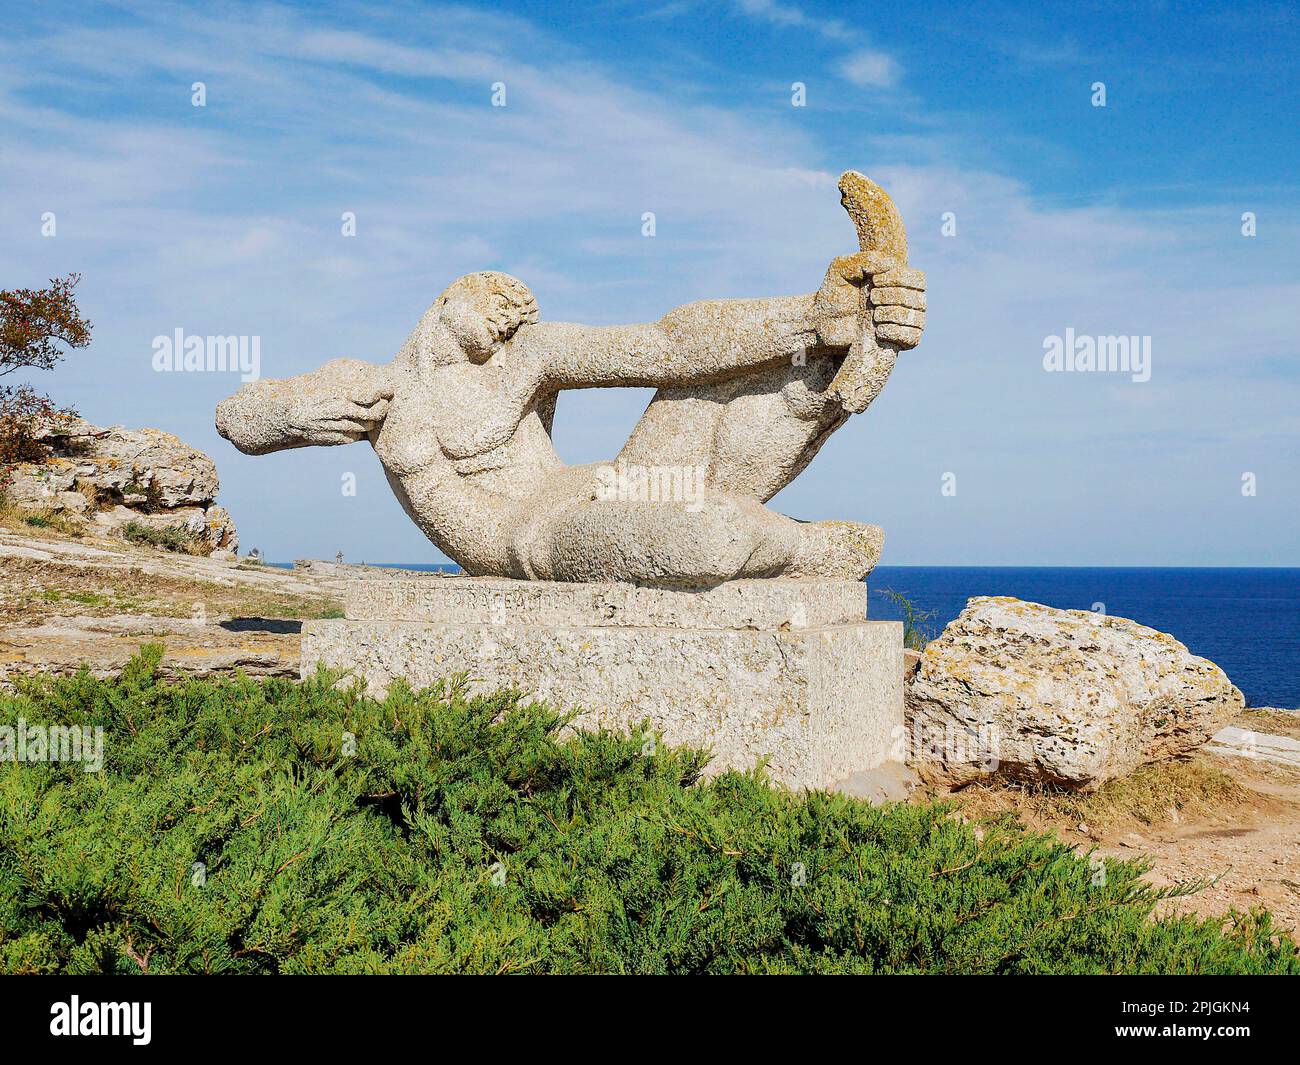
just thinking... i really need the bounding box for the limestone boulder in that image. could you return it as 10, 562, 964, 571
905, 596, 1242, 790
7, 418, 237, 553
90, 504, 238, 553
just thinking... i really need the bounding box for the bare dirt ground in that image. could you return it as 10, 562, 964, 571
1117, 750, 1300, 932
933, 734, 1300, 936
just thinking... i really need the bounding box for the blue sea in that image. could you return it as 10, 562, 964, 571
293, 563, 1298, 710
868, 567, 1299, 710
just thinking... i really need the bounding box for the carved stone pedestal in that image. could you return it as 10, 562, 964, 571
301, 575, 903, 790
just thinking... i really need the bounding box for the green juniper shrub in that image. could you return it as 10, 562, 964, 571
1, 647, 1295, 975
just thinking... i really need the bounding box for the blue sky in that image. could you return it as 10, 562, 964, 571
2, 0, 1297, 565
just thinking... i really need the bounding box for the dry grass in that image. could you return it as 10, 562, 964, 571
940, 757, 1249, 835
1237, 707, 1300, 740
0, 496, 85, 538
1, 503, 342, 624
0, 556, 342, 625
74, 480, 108, 513
120, 518, 210, 556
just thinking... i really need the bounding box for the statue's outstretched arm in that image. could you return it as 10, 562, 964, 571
216, 358, 392, 455
521, 294, 821, 390
521, 252, 923, 392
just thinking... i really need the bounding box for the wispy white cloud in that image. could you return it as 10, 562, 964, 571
839, 48, 901, 88
733, 0, 903, 89
734, 0, 852, 41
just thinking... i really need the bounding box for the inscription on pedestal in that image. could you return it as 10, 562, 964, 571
344, 576, 868, 630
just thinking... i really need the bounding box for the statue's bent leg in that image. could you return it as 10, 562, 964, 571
520, 487, 882, 584
525, 493, 796, 584
576, 355, 882, 581
513, 356, 885, 583
614, 356, 847, 502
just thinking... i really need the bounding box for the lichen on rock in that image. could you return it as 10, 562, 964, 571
905, 596, 1242, 790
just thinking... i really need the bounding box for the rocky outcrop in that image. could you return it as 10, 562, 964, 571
905, 597, 1242, 790
6, 418, 237, 553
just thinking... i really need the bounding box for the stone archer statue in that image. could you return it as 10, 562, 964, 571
216, 172, 925, 586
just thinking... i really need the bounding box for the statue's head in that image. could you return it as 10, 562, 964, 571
436, 271, 539, 363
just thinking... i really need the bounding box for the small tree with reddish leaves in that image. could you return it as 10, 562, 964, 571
1, 273, 92, 373
0, 274, 92, 492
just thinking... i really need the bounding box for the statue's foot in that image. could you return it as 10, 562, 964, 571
784, 520, 883, 580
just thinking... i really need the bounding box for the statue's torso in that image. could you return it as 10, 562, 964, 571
373, 360, 563, 503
